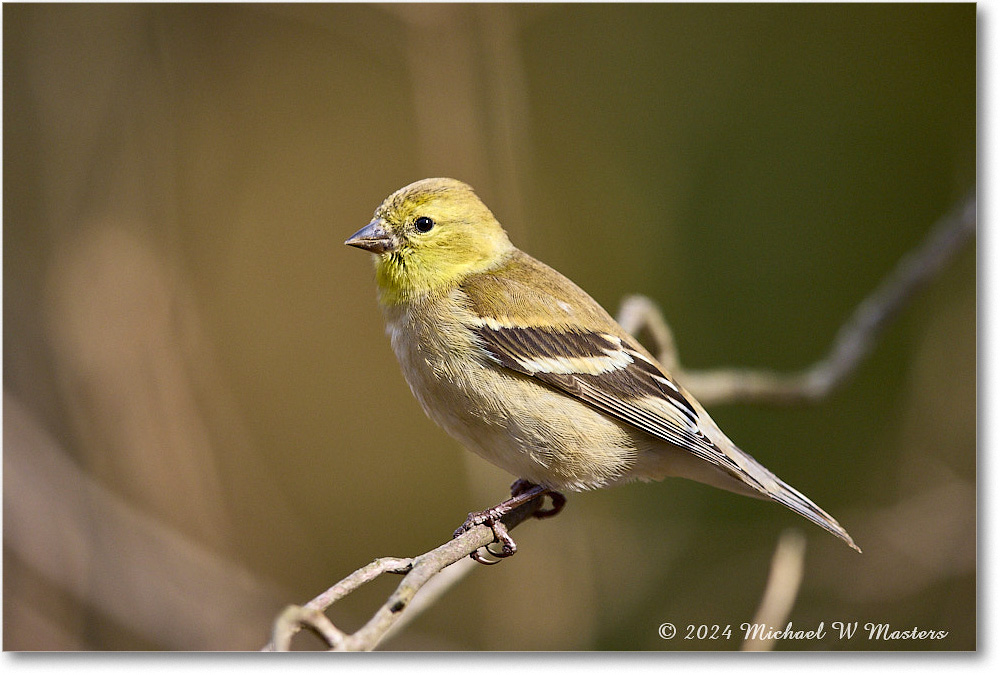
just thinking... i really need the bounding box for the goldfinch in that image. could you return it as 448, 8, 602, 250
346, 178, 859, 557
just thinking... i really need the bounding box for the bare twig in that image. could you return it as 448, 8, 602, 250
618, 191, 976, 406
264, 494, 548, 651
740, 530, 808, 651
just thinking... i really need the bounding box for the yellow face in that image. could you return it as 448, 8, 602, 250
346, 178, 512, 304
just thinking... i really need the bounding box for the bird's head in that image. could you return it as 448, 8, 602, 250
346, 178, 513, 304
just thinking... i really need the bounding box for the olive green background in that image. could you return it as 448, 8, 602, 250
3, 3, 975, 650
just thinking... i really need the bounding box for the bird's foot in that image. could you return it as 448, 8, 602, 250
454, 480, 567, 565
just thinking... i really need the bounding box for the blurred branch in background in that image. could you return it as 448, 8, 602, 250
741, 530, 807, 652
265, 190, 973, 651
4, 393, 285, 649
617, 191, 976, 406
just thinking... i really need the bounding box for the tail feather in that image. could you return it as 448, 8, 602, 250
764, 476, 861, 553
715, 438, 861, 552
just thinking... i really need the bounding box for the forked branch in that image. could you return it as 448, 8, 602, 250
264, 494, 547, 651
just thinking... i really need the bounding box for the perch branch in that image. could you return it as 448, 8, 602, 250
617, 191, 976, 406
267, 192, 974, 651
264, 493, 547, 651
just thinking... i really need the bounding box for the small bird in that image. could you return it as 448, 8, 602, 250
346, 178, 859, 561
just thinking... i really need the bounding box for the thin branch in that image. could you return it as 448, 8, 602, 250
618, 191, 976, 406
264, 494, 547, 651
380, 556, 479, 644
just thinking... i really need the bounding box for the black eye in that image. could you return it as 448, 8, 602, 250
414, 216, 435, 233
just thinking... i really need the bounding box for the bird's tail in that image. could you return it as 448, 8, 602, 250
726, 444, 861, 553
763, 472, 861, 552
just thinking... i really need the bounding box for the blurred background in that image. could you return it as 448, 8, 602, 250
3, 3, 974, 651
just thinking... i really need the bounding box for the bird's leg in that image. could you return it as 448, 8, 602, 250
454, 480, 567, 565
506, 478, 566, 519
511, 479, 566, 519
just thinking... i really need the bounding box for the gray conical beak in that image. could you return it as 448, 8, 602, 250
345, 220, 396, 254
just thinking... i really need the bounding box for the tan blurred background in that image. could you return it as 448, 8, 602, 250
3, 3, 975, 650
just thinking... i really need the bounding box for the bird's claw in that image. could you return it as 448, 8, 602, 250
454, 480, 567, 565
454, 509, 517, 565
469, 521, 517, 564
